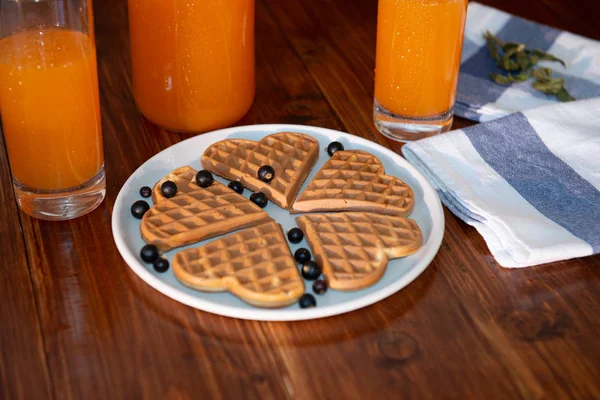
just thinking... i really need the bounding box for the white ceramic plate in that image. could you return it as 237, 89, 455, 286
112, 124, 444, 321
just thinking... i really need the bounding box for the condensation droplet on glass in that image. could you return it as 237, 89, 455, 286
18, 81, 22, 85
49, 63, 54, 67
165, 76, 173, 91
36, 65, 41, 69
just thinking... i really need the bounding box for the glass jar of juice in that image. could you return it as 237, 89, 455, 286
127, 0, 255, 133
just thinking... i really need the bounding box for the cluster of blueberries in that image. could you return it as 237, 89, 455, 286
134, 185, 169, 273
131, 165, 275, 222
128, 140, 346, 308
287, 227, 327, 309
293, 141, 344, 308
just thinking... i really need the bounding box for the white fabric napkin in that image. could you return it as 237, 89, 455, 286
403, 98, 600, 268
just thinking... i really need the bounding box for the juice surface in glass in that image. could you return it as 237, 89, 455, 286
0, 29, 103, 191
375, 0, 467, 118
128, 0, 255, 133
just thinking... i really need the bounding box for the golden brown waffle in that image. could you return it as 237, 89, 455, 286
201, 132, 319, 209
173, 222, 305, 308
150, 166, 197, 204
296, 212, 422, 291
291, 150, 415, 216
141, 166, 272, 251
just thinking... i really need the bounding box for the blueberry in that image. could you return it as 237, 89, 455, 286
153, 257, 170, 273
140, 244, 160, 263
294, 248, 311, 264
257, 165, 275, 183
287, 228, 304, 244
139, 186, 152, 198
195, 170, 214, 188
299, 293, 317, 308
160, 180, 177, 198
250, 192, 268, 208
326, 141, 344, 157
301, 260, 322, 280
131, 200, 150, 219
312, 280, 328, 295
228, 181, 244, 195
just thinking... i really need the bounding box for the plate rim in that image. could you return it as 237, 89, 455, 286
111, 124, 444, 321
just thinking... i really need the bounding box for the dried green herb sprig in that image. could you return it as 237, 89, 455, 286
483, 31, 575, 102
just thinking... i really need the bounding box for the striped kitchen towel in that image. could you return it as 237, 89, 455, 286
457, 2, 600, 122
402, 98, 600, 268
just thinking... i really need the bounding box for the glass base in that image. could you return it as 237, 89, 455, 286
14, 167, 106, 221
373, 100, 454, 142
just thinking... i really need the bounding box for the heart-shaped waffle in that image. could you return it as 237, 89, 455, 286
296, 213, 422, 291
201, 132, 319, 209
141, 166, 272, 251
291, 150, 415, 216
173, 222, 305, 308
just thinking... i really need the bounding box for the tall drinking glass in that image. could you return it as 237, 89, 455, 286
127, 0, 255, 134
0, 0, 105, 220
373, 0, 468, 141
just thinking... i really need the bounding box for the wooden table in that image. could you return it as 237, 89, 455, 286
2, 0, 599, 398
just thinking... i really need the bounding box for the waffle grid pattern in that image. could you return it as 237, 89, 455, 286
298, 213, 422, 288
292, 151, 414, 215
142, 167, 270, 250
202, 132, 319, 208
151, 166, 198, 204
174, 222, 304, 303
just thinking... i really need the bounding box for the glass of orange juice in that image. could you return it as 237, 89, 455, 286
374, 0, 468, 141
0, 0, 105, 220
127, 0, 255, 134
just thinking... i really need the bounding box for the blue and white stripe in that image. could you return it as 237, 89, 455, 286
457, 3, 600, 122
403, 98, 600, 268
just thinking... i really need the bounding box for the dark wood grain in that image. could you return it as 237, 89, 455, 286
0, 136, 53, 399
0, 0, 599, 399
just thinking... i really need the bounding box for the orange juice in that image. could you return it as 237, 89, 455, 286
375, 0, 467, 118
0, 29, 103, 191
128, 0, 255, 133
